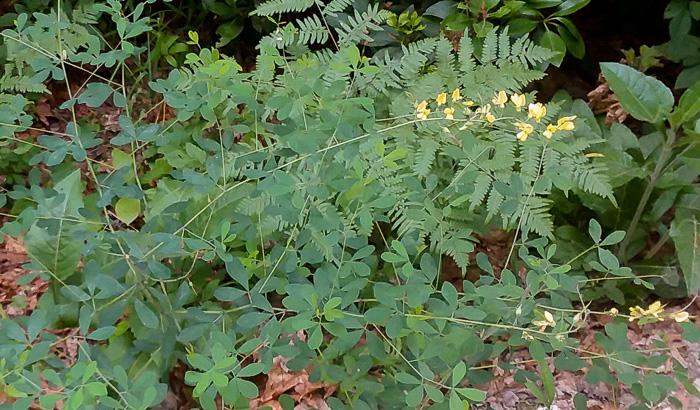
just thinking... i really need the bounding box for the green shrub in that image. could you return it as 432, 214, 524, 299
0, 1, 697, 409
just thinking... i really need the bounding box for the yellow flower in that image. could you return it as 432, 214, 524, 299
485, 113, 496, 123
557, 121, 575, 131
444, 107, 455, 120
645, 301, 665, 318
451, 88, 462, 101
670, 311, 690, 322
417, 108, 430, 121
543, 124, 557, 139
515, 122, 534, 141
436, 92, 447, 106
607, 307, 619, 316
522, 331, 534, 341
528, 103, 546, 123
464, 100, 475, 106
511, 93, 526, 111
556, 115, 576, 131
492, 90, 507, 108
416, 100, 428, 113
533, 311, 556, 333
557, 115, 577, 124
629, 306, 645, 322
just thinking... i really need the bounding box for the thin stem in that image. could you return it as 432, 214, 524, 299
618, 127, 676, 260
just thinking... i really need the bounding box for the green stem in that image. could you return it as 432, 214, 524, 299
618, 126, 676, 261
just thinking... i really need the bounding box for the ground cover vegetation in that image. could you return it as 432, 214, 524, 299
0, 0, 699, 408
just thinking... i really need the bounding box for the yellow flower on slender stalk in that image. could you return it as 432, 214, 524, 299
492, 90, 507, 108
444, 107, 455, 120
556, 115, 577, 131
557, 120, 575, 131
464, 100, 475, 106
436, 92, 447, 106
558, 115, 577, 124
543, 124, 557, 139
670, 311, 690, 322
416, 100, 428, 113
451, 88, 462, 101
417, 108, 430, 121
528, 102, 546, 122
477, 104, 496, 123
607, 307, 619, 316
511, 93, 526, 111
515, 122, 534, 141
629, 306, 645, 322
533, 311, 556, 333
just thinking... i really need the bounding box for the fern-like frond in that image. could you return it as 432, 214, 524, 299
480, 29, 498, 64
337, 4, 390, 46
252, 0, 314, 16
296, 15, 329, 45
434, 37, 457, 80
458, 33, 475, 74
414, 138, 439, 179
576, 163, 617, 206
521, 198, 554, 238
323, 0, 353, 17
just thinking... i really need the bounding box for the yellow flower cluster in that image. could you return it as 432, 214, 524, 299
629, 301, 664, 321
416, 100, 430, 121
626, 301, 690, 323
476, 104, 495, 123
543, 116, 577, 138
415, 88, 473, 122
415, 90, 579, 143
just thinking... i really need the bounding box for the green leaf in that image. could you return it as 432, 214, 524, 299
455, 387, 486, 402
552, 0, 590, 16
675, 80, 700, 125
77, 83, 114, 108
600, 62, 674, 124
87, 326, 116, 341
589, 219, 602, 243
601, 231, 625, 246
396, 372, 421, 385
554, 350, 586, 371
670, 210, 700, 294
555, 18, 585, 59
115, 197, 141, 225
406, 386, 424, 407
308, 325, 322, 349
133, 299, 159, 329
680, 322, 700, 342
539, 30, 566, 66
452, 362, 466, 386
25, 171, 84, 281
237, 312, 271, 329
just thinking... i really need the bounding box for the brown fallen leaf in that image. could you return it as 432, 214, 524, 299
587, 72, 628, 125
250, 355, 337, 410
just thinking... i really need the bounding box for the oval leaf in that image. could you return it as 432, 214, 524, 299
600, 62, 674, 124
115, 197, 141, 225
133, 299, 159, 329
